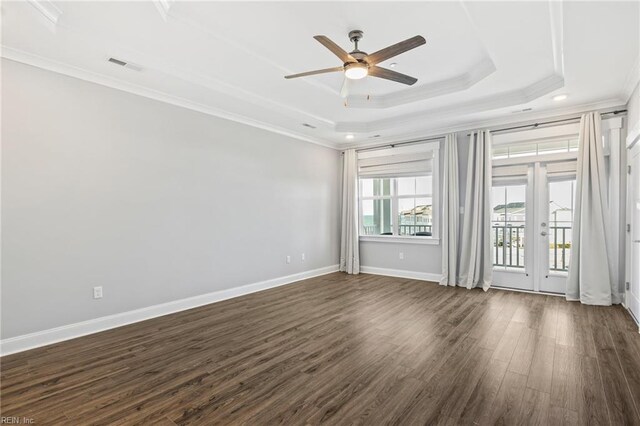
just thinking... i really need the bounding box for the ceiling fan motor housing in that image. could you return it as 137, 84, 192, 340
348, 30, 364, 43
348, 30, 367, 61
349, 50, 368, 62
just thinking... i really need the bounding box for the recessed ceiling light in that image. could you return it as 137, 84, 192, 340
389, 63, 397, 68
552, 94, 568, 101
345, 134, 355, 140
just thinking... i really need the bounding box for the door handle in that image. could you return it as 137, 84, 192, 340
541, 231, 548, 236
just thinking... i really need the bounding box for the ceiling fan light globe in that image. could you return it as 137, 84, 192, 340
344, 63, 368, 80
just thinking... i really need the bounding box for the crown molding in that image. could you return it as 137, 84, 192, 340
548, 0, 565, 75
17, 2, 338, 137
50, 11, 338, 132
1, 48, 340, 150
170, 9, 341, 99
337, 0, 567, 132
336, 73, 565, 133
344, 57, 496, 109
153, 0, 174, 22
339, 98, 626, 149
26, 0, 61, 33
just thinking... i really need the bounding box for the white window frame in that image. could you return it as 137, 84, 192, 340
358, 142, 440, 245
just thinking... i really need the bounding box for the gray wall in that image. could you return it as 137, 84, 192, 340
1, 59, 341, 339
360, 241, 442, 275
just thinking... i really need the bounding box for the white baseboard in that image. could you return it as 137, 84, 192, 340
0, 265, 339, 356
625, 305, 640, 333
360, 266, 442, 283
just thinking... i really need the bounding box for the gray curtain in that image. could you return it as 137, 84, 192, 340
441, 134, 459, 286
566, 112, 618, 304
340, 149, 360, 274
459, 130, 493, 290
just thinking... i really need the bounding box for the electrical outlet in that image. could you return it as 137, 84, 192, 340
286, 255, 291, 264
301, 253, 306, 261
399, 252, 404, 260
93, 286, 103, 299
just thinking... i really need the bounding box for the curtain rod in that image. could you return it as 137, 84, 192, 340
341, 109, 627, 154
467, 109, 627, 136
345, 136, 443, 154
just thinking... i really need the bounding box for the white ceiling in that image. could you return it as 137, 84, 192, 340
2, 1, 638, 148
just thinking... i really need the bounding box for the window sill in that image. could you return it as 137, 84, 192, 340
359, 235, 440, 245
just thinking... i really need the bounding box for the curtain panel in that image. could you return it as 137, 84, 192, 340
340, 149, 360, 274
566, 112, 618, 304
459, 130, 493, 290
441, 134, 459, 286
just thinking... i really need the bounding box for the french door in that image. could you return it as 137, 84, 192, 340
627, 142, 640, 325
492, 162, 575, 294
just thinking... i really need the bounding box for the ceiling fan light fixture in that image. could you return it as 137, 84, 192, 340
344, 62, 368, 80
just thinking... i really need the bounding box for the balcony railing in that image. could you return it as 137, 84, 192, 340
493, 225, 571, 271
493, 225, 526, 268
362, 224, 432, 236
549, 226, 572, 271
399, 224, 432, 236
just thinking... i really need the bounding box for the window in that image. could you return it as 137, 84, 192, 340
492, 137, 579, 160
357, 142, 439, 241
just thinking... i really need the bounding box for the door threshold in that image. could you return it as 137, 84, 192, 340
491, 285, 565, 297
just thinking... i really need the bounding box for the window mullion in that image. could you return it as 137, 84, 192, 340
392, 178, 399, 235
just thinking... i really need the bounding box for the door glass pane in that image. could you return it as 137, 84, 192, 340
509, 143, 537, 158
549, 179, 575, 272
569, 138, 579, 152
537, 140, 570, 155
362, 199, 392, 235
492, 185, 526, 269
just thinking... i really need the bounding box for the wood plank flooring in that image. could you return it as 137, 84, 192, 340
2, 272, 640, 425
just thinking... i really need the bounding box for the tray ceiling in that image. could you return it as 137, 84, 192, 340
2, 1, 638, 148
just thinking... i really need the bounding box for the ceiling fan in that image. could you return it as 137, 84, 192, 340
284, 30, 426, 86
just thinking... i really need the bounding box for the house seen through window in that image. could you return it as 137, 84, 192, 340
360, 176, 433, 237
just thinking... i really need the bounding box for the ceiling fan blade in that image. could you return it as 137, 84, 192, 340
314, 35, 356, 63
368, 66, 418, 85
365, 35, 426, 65
284, 66, 344, 79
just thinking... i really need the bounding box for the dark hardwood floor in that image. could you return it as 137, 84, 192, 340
2, 272, 640, 425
